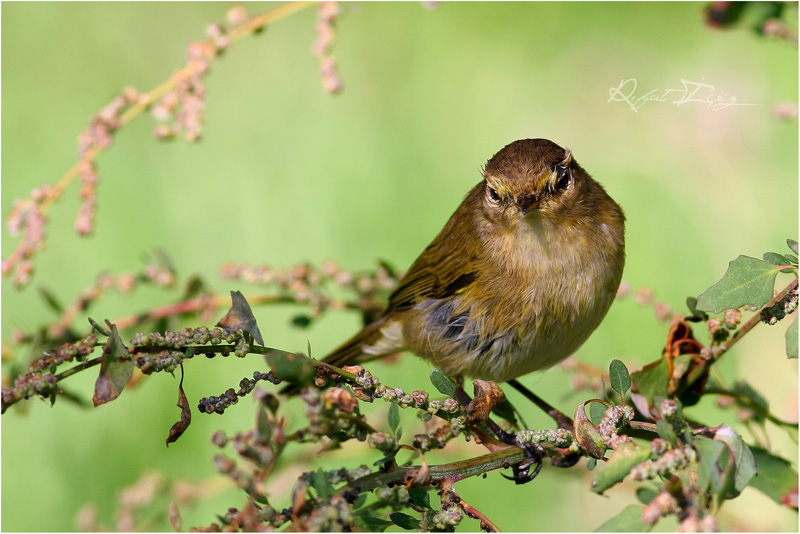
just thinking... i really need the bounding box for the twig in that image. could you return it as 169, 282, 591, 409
507, 379, 573, 430
53, 357, 102, 382
2, 1, 318, 286
703, 387, 798, 428
110, 293, 325, 331
338, 446, 525, 497
439, 478, 502, 533
628, 420, 658, 433
711, 278, 798, 360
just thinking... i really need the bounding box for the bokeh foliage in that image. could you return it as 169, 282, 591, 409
2, 2, 797, 531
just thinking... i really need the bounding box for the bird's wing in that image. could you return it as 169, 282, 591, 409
282, 187, 483, 395
385, 202, 480, 311
321, 215, 480, 371
386, 245, 477, 311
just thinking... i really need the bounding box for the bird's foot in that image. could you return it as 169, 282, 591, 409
493, 427, 544, 485
550, 450, 581, 468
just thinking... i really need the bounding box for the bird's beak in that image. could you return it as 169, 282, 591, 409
516, 194, 539, 214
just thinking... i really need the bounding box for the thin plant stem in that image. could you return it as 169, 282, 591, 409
4, 1, 318, 283
711, 277, 798, 360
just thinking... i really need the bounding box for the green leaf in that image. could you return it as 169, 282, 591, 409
389, 512, 420, 530
589, 401, 607, 426
656, 419, 678, 447
260, 391, 280, 415
291, 314, 312, 328
353, 514, 393, 532
763, 252, 791, 266
731, 380, 768, 425
630, 358, 670, 417
592, 441, 651, 493
685, 296, 708, 321
694, 437, 725, 492
181, 274, 205, 300
788, 239, 798, 255
429, 369, 456, 397
353, 493, 367, 509
373, 456, 393, 469
635, 487, 659, 505
264, 350, 316, 387
749, 446, 800, 507
310, 469, 334, 499
586, 458, 597, 471
388, 401, 400, 434
786, 316, 798, 359
152, 247, 177, 276
38, 286, 65, 314
93, 322, 134, 407
217, 290, 264, 345
696, 255, 780, 313
88, 317, 112, 337
491, 398, 518, 426
575, 400, 610, 460
377, 259, 398, 279
408, 487, 432, 510
594, 504, 651, 532
256, 404, 273, 442
609, 359, 631, 396
763, 251, 798, 270
714, 425, 757, 495
630, 358, 669, 399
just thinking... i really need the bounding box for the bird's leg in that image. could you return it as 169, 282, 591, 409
500, 445, 544, 484
455, 381, 543, 484
453, 376, 470, 405
486, 418, 544, 484
507, 379, 573, 430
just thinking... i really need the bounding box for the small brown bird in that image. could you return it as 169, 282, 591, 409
306, 139, 625, 387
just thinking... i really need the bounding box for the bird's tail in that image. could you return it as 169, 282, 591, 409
279, 315, 395, 395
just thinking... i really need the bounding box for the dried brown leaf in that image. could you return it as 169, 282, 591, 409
466, 380, 505, 424
166, 366, 191, 447
574, 399, 610, 460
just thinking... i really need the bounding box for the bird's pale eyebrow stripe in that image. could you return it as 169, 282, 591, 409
483, 175, 505, 191
560, 149, 573, 167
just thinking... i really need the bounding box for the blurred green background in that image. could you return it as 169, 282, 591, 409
2, 2, 797, 531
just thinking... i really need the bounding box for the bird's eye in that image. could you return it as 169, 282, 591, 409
487, 186, 501, 203
554, 165, 571, 192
